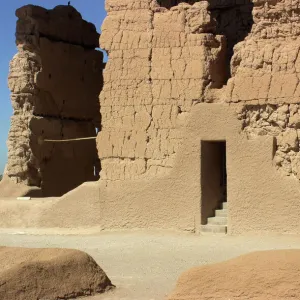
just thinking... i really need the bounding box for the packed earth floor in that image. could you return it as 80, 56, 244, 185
1, 230, 300, 300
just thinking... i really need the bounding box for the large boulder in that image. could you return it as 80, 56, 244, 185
0, 247, 114, 299
168, 250, 300, 300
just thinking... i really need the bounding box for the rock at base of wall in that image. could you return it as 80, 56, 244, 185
0, 247, 114, 300
168, 250, 300, 300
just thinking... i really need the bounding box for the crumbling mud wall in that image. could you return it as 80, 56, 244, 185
87, 0, 300, 234
224, 0, 300, 182
227, 0, 300, 104
4, 0, 300, 235
99, 0, 227, 181
211, 0, 254, 78
159, 0, 254, 78
237, 104, 300, 181
6, 5, 104, 196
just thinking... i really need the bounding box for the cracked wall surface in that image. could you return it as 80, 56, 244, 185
99, 0, 227, 180
238, 104, 300, 181
226, 0, 300, 181
227, 0, 300, 104
90, 0, 300, 234
7, 5, 104, 196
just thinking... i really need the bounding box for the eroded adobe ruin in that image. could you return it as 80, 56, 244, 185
99, 0, 226, 180
98, 0, 254, 179
6, 5, 104, 196
3, 0, 300, 235
96, 0, 300, 234
99, 0, 300, 183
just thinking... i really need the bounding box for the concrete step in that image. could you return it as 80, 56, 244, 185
207, 216, 227, 225
215, 209, 227, 217
222, 202, 227, 209
201, 224, 227, 234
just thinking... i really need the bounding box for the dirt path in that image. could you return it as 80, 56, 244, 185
1, 231, 300, 300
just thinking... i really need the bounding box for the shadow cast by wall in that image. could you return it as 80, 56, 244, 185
157, 0, 254, 81
210, 0, 254, 80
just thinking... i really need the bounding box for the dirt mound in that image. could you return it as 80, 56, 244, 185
168, 250, 300, 300
0, 247, 114, 300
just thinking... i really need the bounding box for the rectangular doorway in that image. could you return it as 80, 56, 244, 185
201, 141, 227, 225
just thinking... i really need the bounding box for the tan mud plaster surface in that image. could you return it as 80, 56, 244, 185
0, 247, 114, 300
3, 5, 104, 197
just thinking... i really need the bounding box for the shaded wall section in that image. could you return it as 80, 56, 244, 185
157, 0, 254, 79
6, 5, 104, 197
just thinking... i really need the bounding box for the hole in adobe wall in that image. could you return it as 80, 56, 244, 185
211, 0, 254, 80
96, 48, 108, 63
156, 0, 254, 83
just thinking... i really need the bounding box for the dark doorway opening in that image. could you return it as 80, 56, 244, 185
201, 141, 227, 225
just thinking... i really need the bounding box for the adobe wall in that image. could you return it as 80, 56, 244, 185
225, 0, 300, 182
2, 0, 300, 235
4, 5, 104, 197
227, 0, 300, 104
88, 0, 300, 234
2, 103, 300, 235
99, 0, 226, 181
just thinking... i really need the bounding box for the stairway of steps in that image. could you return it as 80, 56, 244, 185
201, 202, 227, 234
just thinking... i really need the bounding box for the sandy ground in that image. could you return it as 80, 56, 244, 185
1, 230, 300, 300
